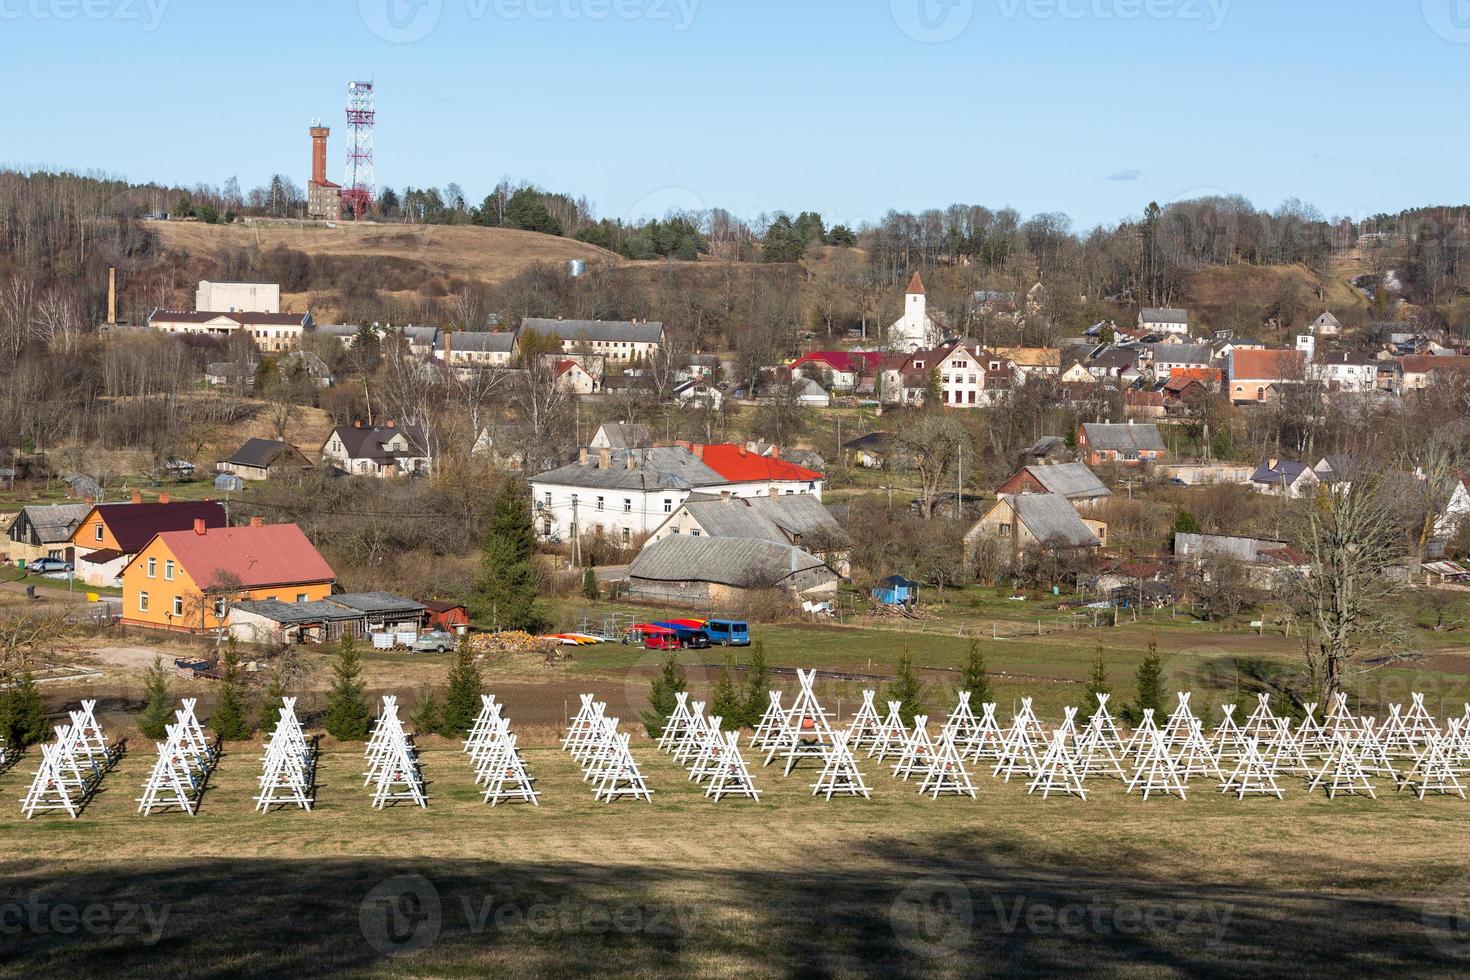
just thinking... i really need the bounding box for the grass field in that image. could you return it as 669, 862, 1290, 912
2, 728, 1469, 978
8, 590, 1470, 976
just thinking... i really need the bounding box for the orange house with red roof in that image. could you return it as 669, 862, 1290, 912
120, 519, 336, 633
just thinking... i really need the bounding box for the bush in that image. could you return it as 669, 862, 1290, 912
138, 657, 173, 740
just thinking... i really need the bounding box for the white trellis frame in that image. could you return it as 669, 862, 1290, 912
1126, 729, 1189, 801
138, 723, 206, 816
846, 691, 885, 754
869, 701, 910, 761
891, 715, 937, 781
749, 692, 786, 750
1219, 737, 1284, 800
918, 730, 976, 800
1028, 712, 1088, 800
810, 729, 870, 800
765, 670, 836, 776
706, 732, 761, 802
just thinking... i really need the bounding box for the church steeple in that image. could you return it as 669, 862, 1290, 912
906, 272, 926, 295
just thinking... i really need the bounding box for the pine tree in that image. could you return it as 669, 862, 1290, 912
324, 635, 371, 741
709, 655, 743, 731
0, 671, 47, 748
412, 685, 444, 736
138, 656, 173, 740
739, 640, 771, 729
1084, 644, 1111, 721
955, 640, 993, 705
1127, 637, 1165, 724
883, 646, 926, 726
642, 654, 687, 737
472, 484, 542, 632
582, 567, 599, 600
210, 639, 252, 741
439, 645, 483, 737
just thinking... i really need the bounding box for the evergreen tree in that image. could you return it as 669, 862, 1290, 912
955, 640, 993, 705
412, 685, 444, 736
1127, 637, 1166, 724
582, 567, 599, 600
642, 654, 687, 737
472, 484, 542, 632
709, 655, 743, 731
210, 639, 252, 741
439, 645, 483, 737
739, 640, 771, 729
883, 646, 926, 726
138, 656, 173, 740
324, 635, 371, 741
0, 672, 47, 748
1084, 644, 1111, 721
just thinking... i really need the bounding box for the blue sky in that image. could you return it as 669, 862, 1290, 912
1, 0, 1467, 228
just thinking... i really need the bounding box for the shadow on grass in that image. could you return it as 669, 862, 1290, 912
1, 832, 1466, 978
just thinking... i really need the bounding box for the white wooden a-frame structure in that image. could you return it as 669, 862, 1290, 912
671, 701, 709, 766
20, 738, 94, 819
891, 715, 936, 781
1173, 719, 1223, 781
591, 726, 654, 803
962, 702, 1007, 764
749, 691, 786, 750
918, 730, 976, 800
940, 691, 981, 746
993, 711, 1041, 783
846, 690, 885, 753
1267, 719, 1315, 777
1402, 693, 1441, 744
366, 697, 427, 808
1210, 705, 1249, 761
869, 700, 910, 761
463, 695, 503, 755
256, 697, 315, 813
1028, 711, 1088, 800
1219, 737, 1283, 800
480, 729, 541, 806
1398, 721, 1466, 800
562, 694, 602, 751
766, 669, 836, 775
1241, 693, 1280, 744
1077, 694, 1127, 779
1307, 731, 1376, 799
706, 732, 761, 802
810, 729, 870, 800
1160, 692, 1200, 749
1126, 729, 1188, 801
138, 724, 206, 816
687, 715, 727, 783
658, 693, 697, 753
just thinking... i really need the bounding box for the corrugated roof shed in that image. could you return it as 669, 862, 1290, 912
1081, 423, 1167, 453
1022, 463, 1111, 501
675, 493, 849, 547
629, 536, 831, 589
1006, 494, 1101, 548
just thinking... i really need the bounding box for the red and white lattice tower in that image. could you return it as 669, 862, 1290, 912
342, 80, 376, 219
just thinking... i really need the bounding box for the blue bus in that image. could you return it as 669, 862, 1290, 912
704, 620, 750, 647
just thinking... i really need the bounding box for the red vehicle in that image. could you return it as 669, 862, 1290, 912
643, 631, 680, 651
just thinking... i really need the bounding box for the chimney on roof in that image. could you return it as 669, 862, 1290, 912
131, 489, 142, 505
770, 446, 781, 459
354, 419, 362, 429
193, 519, 207, 536
692, 444, 705, 461
598, 448, 611, 469
158, 493, 170, 504
250, 516, 263, 528
721, 491, 732, 502
385, 419, 396, 429
579, 447, 589, 465
626, 454, 637, 471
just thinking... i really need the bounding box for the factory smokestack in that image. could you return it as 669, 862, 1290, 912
310, 122, 330, 186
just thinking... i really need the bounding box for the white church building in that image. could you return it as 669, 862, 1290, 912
889, 272, 943, 350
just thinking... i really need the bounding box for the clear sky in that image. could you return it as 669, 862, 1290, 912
1, 0, 1466, 229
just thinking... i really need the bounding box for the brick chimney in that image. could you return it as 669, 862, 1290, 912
598, 448, 611, 469
158, 493, 170, 504
626, 454, 637, 471
193, 519, 207, 536
385, 419, 396, 429
770, 446, 781, 459
692, 444, 705, 461
354, 419, 363, 429
131, 489, 142, 505
249, 516, 263, 528
579, 448, 590, 465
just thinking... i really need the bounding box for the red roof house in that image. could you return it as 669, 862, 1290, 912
698, 444, 825, 487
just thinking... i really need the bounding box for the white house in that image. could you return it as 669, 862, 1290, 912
1310, 311, 1342, 337
440, 331, 516, 370
321, 422, 431, 478
1312, 352, 1377, 393
520, 318, 665, 363
530, 444, 824, 543
1138, 308, 1190, 336
889, 273, 943, 350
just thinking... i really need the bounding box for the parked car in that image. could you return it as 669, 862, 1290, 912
672, 628, 711, 650
643, 632, 680, 652
411, 631, 456, 654
28, 558, 74, 575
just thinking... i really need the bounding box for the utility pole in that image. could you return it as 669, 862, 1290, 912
570, 498, 581, 569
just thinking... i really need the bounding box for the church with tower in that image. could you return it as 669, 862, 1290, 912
888, 272, 943, 350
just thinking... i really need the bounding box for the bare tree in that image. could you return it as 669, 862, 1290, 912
892, 413, 969, 520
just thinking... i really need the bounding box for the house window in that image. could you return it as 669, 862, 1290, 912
296, 593, 308, 603
941, 374, 950, 384
691, 529, 701, 537
664, 499, 673, 513
94, 524, 103, 542
213, 597, 226, 617
623, 498, 632, 513
172, 595, 183, 617
621, 528, 630, 544
147, 557, 156, 578
164, 560, 174, 581
139, 591, 149, 612
596, 496, 605, 512
544, 492, 551, 508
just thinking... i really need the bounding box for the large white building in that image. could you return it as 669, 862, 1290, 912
889, 273, 943, 350
196, 281, 281, 314
529, 443, 824, 544
519, 318, 665, 363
